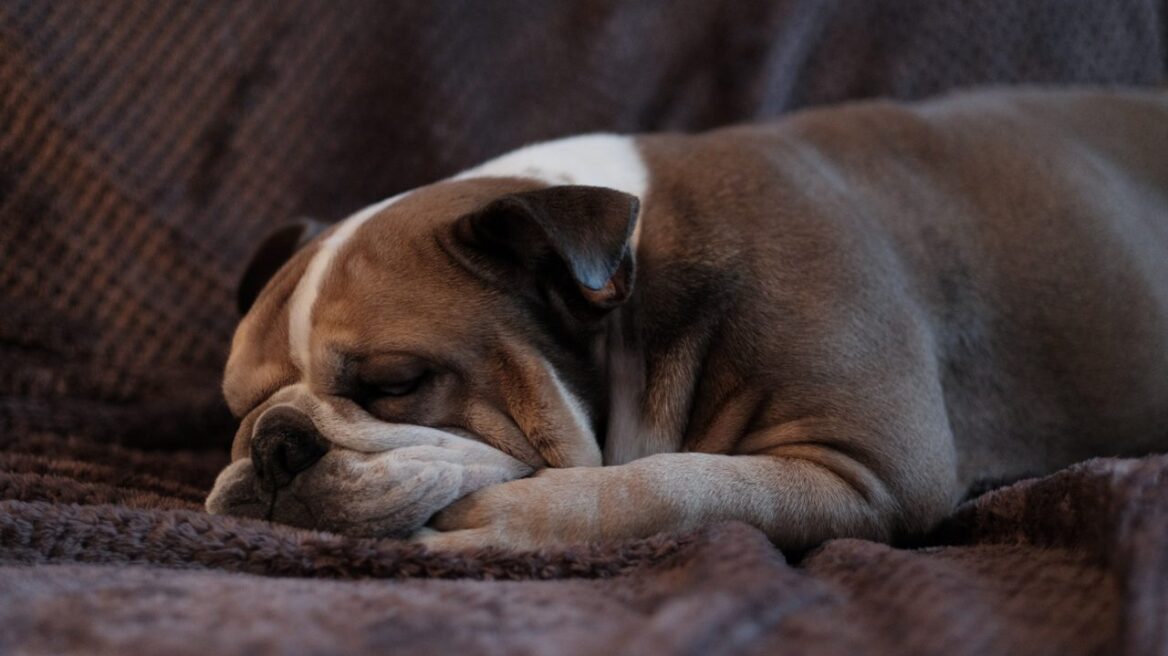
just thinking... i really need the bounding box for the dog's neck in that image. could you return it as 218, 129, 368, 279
598, 244, 716, 465
453, 132, 671, 465
600, 306, 649, 465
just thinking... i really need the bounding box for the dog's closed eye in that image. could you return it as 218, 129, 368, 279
367, 373, 428, 398
345, 353, 446, 421
347, 352, 433, 399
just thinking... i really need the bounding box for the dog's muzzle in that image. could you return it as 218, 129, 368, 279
205, 407, 534, 538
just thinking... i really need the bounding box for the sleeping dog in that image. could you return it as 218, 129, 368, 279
206, 88, 1168, 552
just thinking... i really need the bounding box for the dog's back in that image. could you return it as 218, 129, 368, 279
902, 89, 1168, 484
211, 87, 1167, 549
641, 88, 1168, 492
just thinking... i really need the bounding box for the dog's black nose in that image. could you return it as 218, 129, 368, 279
250, 406, 329, 490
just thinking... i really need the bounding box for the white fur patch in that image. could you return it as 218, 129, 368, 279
287, 194, 403, 376
455, 134, 650, 248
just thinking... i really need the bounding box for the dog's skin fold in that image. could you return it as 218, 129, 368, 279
207, 88, 1168, 552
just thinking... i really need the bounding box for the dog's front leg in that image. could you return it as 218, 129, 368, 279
415, 450, 908, 552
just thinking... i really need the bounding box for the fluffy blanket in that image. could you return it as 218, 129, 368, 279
1, 1, 1166, 654
3, 437, 1166, 654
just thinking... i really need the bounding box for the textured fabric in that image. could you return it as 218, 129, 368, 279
1, 447, 1166, 655
1, 1, 1166, 654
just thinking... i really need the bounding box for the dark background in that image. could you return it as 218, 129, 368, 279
2, 0, 1165, 452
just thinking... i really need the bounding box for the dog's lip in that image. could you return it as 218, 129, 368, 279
206, 431, 535, 537
204, 459, 265, 516
322, 419, 478, 454
436, 426, 481, 441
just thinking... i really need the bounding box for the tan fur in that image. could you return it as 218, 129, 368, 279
210, 179, 607, 534
210, 88, 1168, 553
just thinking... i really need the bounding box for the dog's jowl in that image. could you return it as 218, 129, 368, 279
206, 88, 1168, 552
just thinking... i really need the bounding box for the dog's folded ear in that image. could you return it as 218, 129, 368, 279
237, 218, 329, 315
451, 185, 639, 311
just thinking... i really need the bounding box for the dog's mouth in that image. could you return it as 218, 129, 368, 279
205, 431, 532, 538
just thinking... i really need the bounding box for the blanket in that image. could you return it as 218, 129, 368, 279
2, 1, 1166, 653
3, 439, 1166, 654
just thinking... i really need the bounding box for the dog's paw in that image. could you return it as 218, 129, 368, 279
414, 468, 601, 552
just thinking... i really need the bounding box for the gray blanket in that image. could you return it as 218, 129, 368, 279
3, 438, 1166, 654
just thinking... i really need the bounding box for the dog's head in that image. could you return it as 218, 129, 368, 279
205, 175, 641, 537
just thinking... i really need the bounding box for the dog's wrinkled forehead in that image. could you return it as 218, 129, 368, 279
223, 178, 534, 418
224, 133, 649, 423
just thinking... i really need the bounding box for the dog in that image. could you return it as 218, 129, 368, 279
206, 87, 1168, 552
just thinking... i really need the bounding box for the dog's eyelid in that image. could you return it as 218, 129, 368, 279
358, 358, 429, 385
372, 374, 427, 397
342, 349, 428, 371
354, 367, 433, 402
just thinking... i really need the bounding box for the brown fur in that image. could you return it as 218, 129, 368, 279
212, 88, 1168, 552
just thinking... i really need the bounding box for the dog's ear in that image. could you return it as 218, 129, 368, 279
451, 185, 639, 311
237, 218, 328, 315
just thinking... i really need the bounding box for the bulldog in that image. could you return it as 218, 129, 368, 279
206, 87, 1168, 552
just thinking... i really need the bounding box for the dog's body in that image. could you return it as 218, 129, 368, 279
207, 88, 1168, 552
